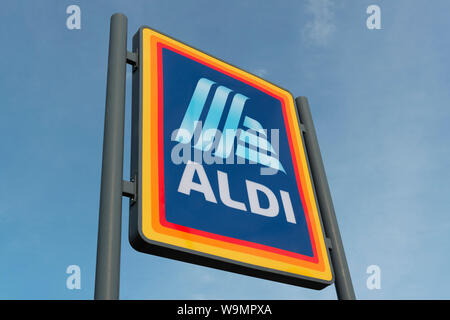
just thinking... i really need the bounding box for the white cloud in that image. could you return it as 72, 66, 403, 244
302, 0, 336, 46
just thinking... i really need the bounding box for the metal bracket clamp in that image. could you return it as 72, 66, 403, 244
126, 51, 138, 70
325, 237, 333, 250
299, 123, 306, 133
122, 177, 136, 203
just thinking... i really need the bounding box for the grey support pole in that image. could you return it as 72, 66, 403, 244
295, 96, 356, 300
94, 13, 128, 300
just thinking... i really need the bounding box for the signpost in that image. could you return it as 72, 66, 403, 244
95, 13, 355, 300
94, 13, 127, 300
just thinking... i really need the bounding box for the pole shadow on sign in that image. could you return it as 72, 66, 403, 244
94, 13, 356, 301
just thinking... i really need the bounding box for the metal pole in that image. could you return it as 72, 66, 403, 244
94, 13, 128, 300
295, 96, 356, 300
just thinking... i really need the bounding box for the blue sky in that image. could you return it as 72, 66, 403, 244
1, 0, 449, 299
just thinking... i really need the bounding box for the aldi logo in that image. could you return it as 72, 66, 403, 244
129, 27, 333, 289
174, 77, 285, 174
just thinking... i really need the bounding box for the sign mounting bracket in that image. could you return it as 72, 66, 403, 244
126, 51, 138, 69
122, 177, 136, 202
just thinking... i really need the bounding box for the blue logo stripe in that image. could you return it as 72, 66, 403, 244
194, 85, 232, 151
243, 116, 267, 138
236, 144, 286, 173
238, 130, 275, 153
214, 93, 248, 158
175, 78, 215, 144
240, 116, 275, 153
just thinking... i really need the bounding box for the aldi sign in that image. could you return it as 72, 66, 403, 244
129, 27, 333, 289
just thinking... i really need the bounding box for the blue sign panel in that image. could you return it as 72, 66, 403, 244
129, 27, 333, 289
163, 48, 313, 257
